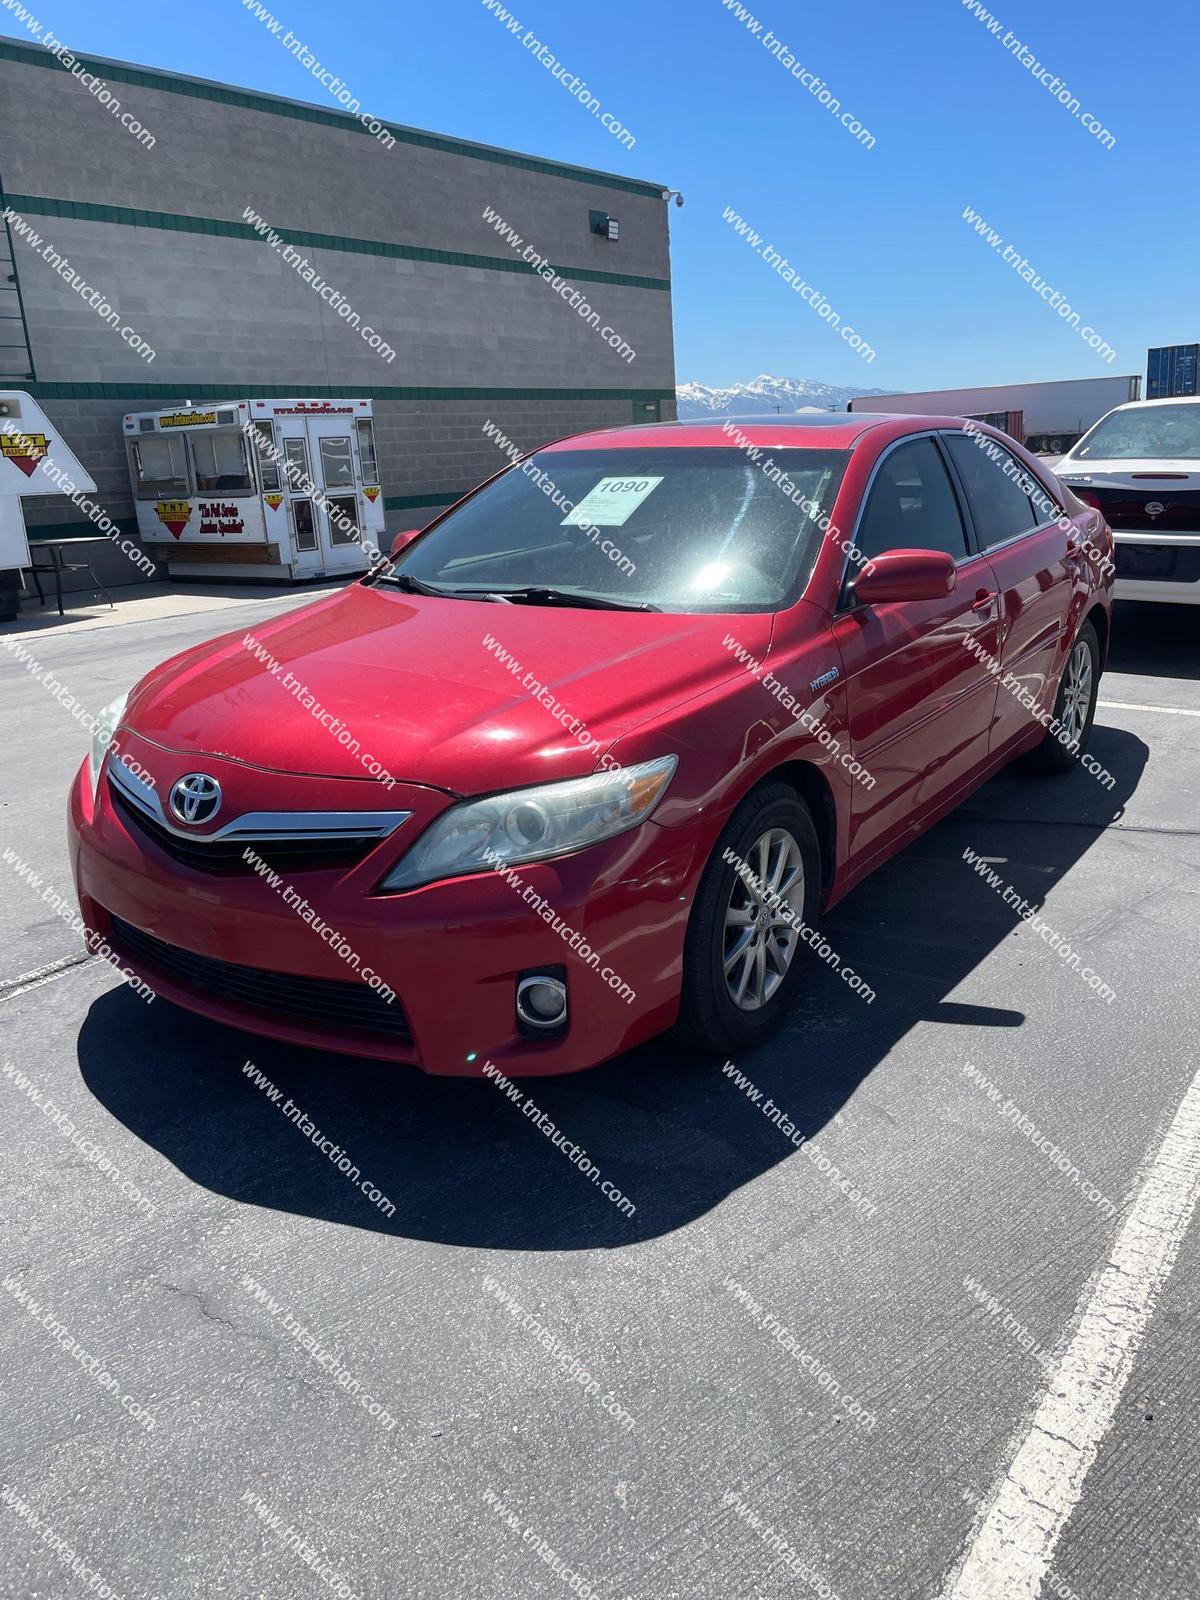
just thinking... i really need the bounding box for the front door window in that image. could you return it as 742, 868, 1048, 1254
856, 437, 969, 565
846, 437, 968, 605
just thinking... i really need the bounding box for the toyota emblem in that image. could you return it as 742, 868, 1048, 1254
1145, 501, 1166, 518
169, 772, 222, 825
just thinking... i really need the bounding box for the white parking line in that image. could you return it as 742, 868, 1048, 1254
1097, 700, 1200, 716
940, 1064, 1200, 1600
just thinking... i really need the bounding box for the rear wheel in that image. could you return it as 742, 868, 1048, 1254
673, 781, 822, 1054
1033, 620, 1100, 773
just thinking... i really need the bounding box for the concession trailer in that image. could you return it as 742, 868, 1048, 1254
123, 398, 386, 581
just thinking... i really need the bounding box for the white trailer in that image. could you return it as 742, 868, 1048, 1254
850, 375, 1142, 454
123, 398, 386, 581
0, 390, 97, 619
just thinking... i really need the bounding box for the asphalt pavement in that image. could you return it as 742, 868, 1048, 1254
1, 590, 1197, 1600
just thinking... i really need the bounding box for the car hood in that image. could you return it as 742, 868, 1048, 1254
123, 582, 775, 794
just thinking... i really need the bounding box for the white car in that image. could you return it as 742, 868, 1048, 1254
1055, 396, 1200, 604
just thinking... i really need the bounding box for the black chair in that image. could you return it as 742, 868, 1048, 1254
28, 543, 115, 617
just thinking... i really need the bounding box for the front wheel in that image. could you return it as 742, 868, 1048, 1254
673, 781, 822, 1055
1033, 620, 1100, 773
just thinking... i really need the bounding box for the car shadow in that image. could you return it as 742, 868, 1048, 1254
77, 715, 1149, 1253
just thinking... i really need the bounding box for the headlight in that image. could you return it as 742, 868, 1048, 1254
379, 755, 678, 892
88, 692, 129, 797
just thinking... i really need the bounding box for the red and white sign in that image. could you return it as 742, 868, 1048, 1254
198, 501, 245, 536
154, 500, 191, 538
0, 431, 49, 478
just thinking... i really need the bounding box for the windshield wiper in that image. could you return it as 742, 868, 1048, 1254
482, 586, 661, 612
383, 571, 453, 598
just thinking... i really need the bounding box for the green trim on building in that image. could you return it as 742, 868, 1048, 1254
3, 193, 670, 292
28, 381, 675, 403
384, 491, 465, 512
0, 38, 665, 197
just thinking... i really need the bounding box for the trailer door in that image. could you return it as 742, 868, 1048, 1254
272, 415, 324, 578
307, 414, 370, 574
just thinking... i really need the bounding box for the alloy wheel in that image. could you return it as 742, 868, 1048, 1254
723, 827, 805, 1011
1060, 639, 1094, 750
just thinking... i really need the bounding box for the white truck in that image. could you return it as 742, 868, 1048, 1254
850, 375, 1142, 456
123, 397, 386, 581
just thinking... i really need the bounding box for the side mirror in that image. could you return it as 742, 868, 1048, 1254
390, 527, 421, 558
853, 548, 957, 606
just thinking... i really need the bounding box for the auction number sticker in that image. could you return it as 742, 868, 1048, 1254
563, 475, 663, 527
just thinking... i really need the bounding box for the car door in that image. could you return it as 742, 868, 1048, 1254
941, 430, 1074, 753
831, 433, 1002, 870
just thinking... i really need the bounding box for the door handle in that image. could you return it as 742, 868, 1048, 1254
971, 589, 997, 614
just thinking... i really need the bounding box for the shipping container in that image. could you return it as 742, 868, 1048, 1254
1147, 344, 1200, 399
965, 409, 1024, 444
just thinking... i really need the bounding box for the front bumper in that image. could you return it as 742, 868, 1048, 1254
69, 752, 702, 1077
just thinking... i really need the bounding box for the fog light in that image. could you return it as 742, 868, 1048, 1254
516, 975, 568, 1031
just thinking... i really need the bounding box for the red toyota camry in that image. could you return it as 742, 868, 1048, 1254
70, 414, 1113, 1077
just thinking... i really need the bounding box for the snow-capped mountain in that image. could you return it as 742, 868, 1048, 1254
676, 374, 890, 419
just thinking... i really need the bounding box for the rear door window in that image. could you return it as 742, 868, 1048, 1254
944, 433, 1043, 547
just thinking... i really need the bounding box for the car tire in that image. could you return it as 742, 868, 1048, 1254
673, 781, 823, 1056
1032, 619, 1101, 774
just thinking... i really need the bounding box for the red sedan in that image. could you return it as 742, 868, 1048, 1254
70, 413, 1113, 1076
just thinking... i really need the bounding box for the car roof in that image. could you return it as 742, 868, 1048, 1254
539, 413, 977, 453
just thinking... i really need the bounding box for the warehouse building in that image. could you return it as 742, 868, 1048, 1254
0, 37, 676, 593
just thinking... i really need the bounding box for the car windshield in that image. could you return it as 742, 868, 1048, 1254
1074, 404, 1200, 461
382, 446, 849, 613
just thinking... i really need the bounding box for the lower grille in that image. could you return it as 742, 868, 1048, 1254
108, 914, 411, 1043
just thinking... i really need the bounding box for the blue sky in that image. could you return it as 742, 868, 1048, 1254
5, 0, 1195, 393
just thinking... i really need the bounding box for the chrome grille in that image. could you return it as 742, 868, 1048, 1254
108, 757, 410, 875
